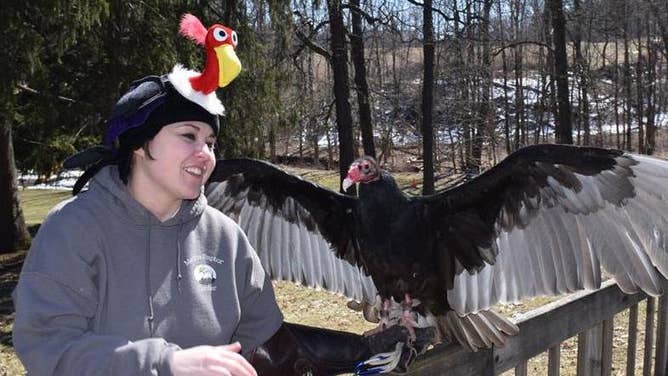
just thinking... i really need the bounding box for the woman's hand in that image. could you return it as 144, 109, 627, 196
169, 342, 257, 376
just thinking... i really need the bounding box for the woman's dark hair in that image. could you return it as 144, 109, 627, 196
115, 119, 162, 184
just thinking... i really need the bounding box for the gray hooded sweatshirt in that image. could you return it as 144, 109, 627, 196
12, 166, 283, 375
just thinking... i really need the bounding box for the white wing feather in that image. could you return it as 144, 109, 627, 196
448, 154, 668, 314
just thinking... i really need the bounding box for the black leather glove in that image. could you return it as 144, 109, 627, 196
249, 322, 435, 376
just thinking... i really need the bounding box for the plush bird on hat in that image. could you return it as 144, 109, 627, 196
169, 13, 242, 116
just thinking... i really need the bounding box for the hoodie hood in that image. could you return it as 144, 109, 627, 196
89, 165, 207, 227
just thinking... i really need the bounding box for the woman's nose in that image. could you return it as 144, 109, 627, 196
193, 142, 213, 158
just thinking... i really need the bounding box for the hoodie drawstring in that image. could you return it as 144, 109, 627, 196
145, 222, 155, 336
176, 224, 184, 292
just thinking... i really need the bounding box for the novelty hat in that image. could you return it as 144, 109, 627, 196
64, 14, 241, 193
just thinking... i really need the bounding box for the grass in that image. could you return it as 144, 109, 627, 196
1, 189, 71, 375
1, 177, 660, 375
19, 189, 71, 226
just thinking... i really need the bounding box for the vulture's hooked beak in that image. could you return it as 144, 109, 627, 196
215, 44, 242, 87
342, 177, 355, 191
343, 163, 361, 191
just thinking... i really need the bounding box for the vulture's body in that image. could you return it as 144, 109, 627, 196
205, 144, 668, 350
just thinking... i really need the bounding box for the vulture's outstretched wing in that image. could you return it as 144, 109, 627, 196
418, 144, 668, 314
205, 158, 377, 301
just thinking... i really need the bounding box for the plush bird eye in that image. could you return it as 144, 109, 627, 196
231, 31, 238, 47
213, 27, 228, 42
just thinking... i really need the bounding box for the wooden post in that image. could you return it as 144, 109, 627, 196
627, 304, 638, 376
515, 361, 528, 376
577, 324, 603, 376
645, 298, 656, 376
655, 287, 668, 376
548, 345, 561, 376
602, 318, 614, 376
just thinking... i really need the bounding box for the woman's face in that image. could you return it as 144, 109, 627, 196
130, 121, 216, 209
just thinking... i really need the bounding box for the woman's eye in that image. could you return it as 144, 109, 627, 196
182, 133, 196, 141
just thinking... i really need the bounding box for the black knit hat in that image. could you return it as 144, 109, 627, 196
103, 75, 219, 151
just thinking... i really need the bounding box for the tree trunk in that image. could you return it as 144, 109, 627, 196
499, 0, 512, 153
350, 0, 375, 159
636, 20, 645, 154
479, 0, 493, 166
614, 31, 621, 149
573, 0, 590, 145
511, 0, 526, 148
421, 0, 435, 194
327, 0, 356, 192
623, 10, 633, 151
645, 11, 657, 155
548, 0, 573, 144
0, 119, 30, 253
468, 1, 482, 173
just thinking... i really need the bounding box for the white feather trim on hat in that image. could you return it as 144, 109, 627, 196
168, 65, 225, 116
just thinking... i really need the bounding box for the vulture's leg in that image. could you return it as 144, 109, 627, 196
363, 299, 392, 336
399, 293, 418, 343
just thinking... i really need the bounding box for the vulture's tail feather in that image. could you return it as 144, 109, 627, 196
436, 309, 519, 351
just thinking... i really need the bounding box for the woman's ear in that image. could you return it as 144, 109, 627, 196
133, 148, 145, 159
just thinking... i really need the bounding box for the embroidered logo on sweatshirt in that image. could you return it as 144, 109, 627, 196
193, 264, 217, 289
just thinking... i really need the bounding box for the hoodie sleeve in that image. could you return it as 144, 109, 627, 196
231, 227, 283, 352
12, 205, 180, 376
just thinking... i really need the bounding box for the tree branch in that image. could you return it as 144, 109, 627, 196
294, 28, 331, 61
493, 40, 554, 57
406, 0, 487, 26
342, 3, 381, 24
292, 11, 332, 61
406, 0, 451, 21
16, 84, 80, 104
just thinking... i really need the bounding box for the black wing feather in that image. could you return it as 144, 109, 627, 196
207, 159, 360, 259
420, 144, 629, 272
415, 144, 668, 313
205, 159, 378, 301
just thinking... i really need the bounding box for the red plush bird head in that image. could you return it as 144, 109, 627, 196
179, 13, 241, 92
168, 14, 242, 116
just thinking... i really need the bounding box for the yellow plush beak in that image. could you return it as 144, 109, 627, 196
215, 44, 242, 87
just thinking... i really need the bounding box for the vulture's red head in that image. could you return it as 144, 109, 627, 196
343, 156, 381, 191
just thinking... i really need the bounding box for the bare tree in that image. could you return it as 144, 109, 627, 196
421, 0, 435, 194
548, 0, 573, 144
636, 13, 645, 154
327, 0, 356, 191
645, 10, 658, 155
350, 0, 376, 158
479, 0, 493, 164
622, 2, 633, 151
573, 0, 590, 145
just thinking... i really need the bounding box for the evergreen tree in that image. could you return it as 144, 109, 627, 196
0, 0, 107, 252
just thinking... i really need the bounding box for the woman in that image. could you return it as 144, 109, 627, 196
12, 70, 284, 375
12, 70, 423, 375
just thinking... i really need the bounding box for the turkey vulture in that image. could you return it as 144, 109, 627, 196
205, 144, 668, 350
